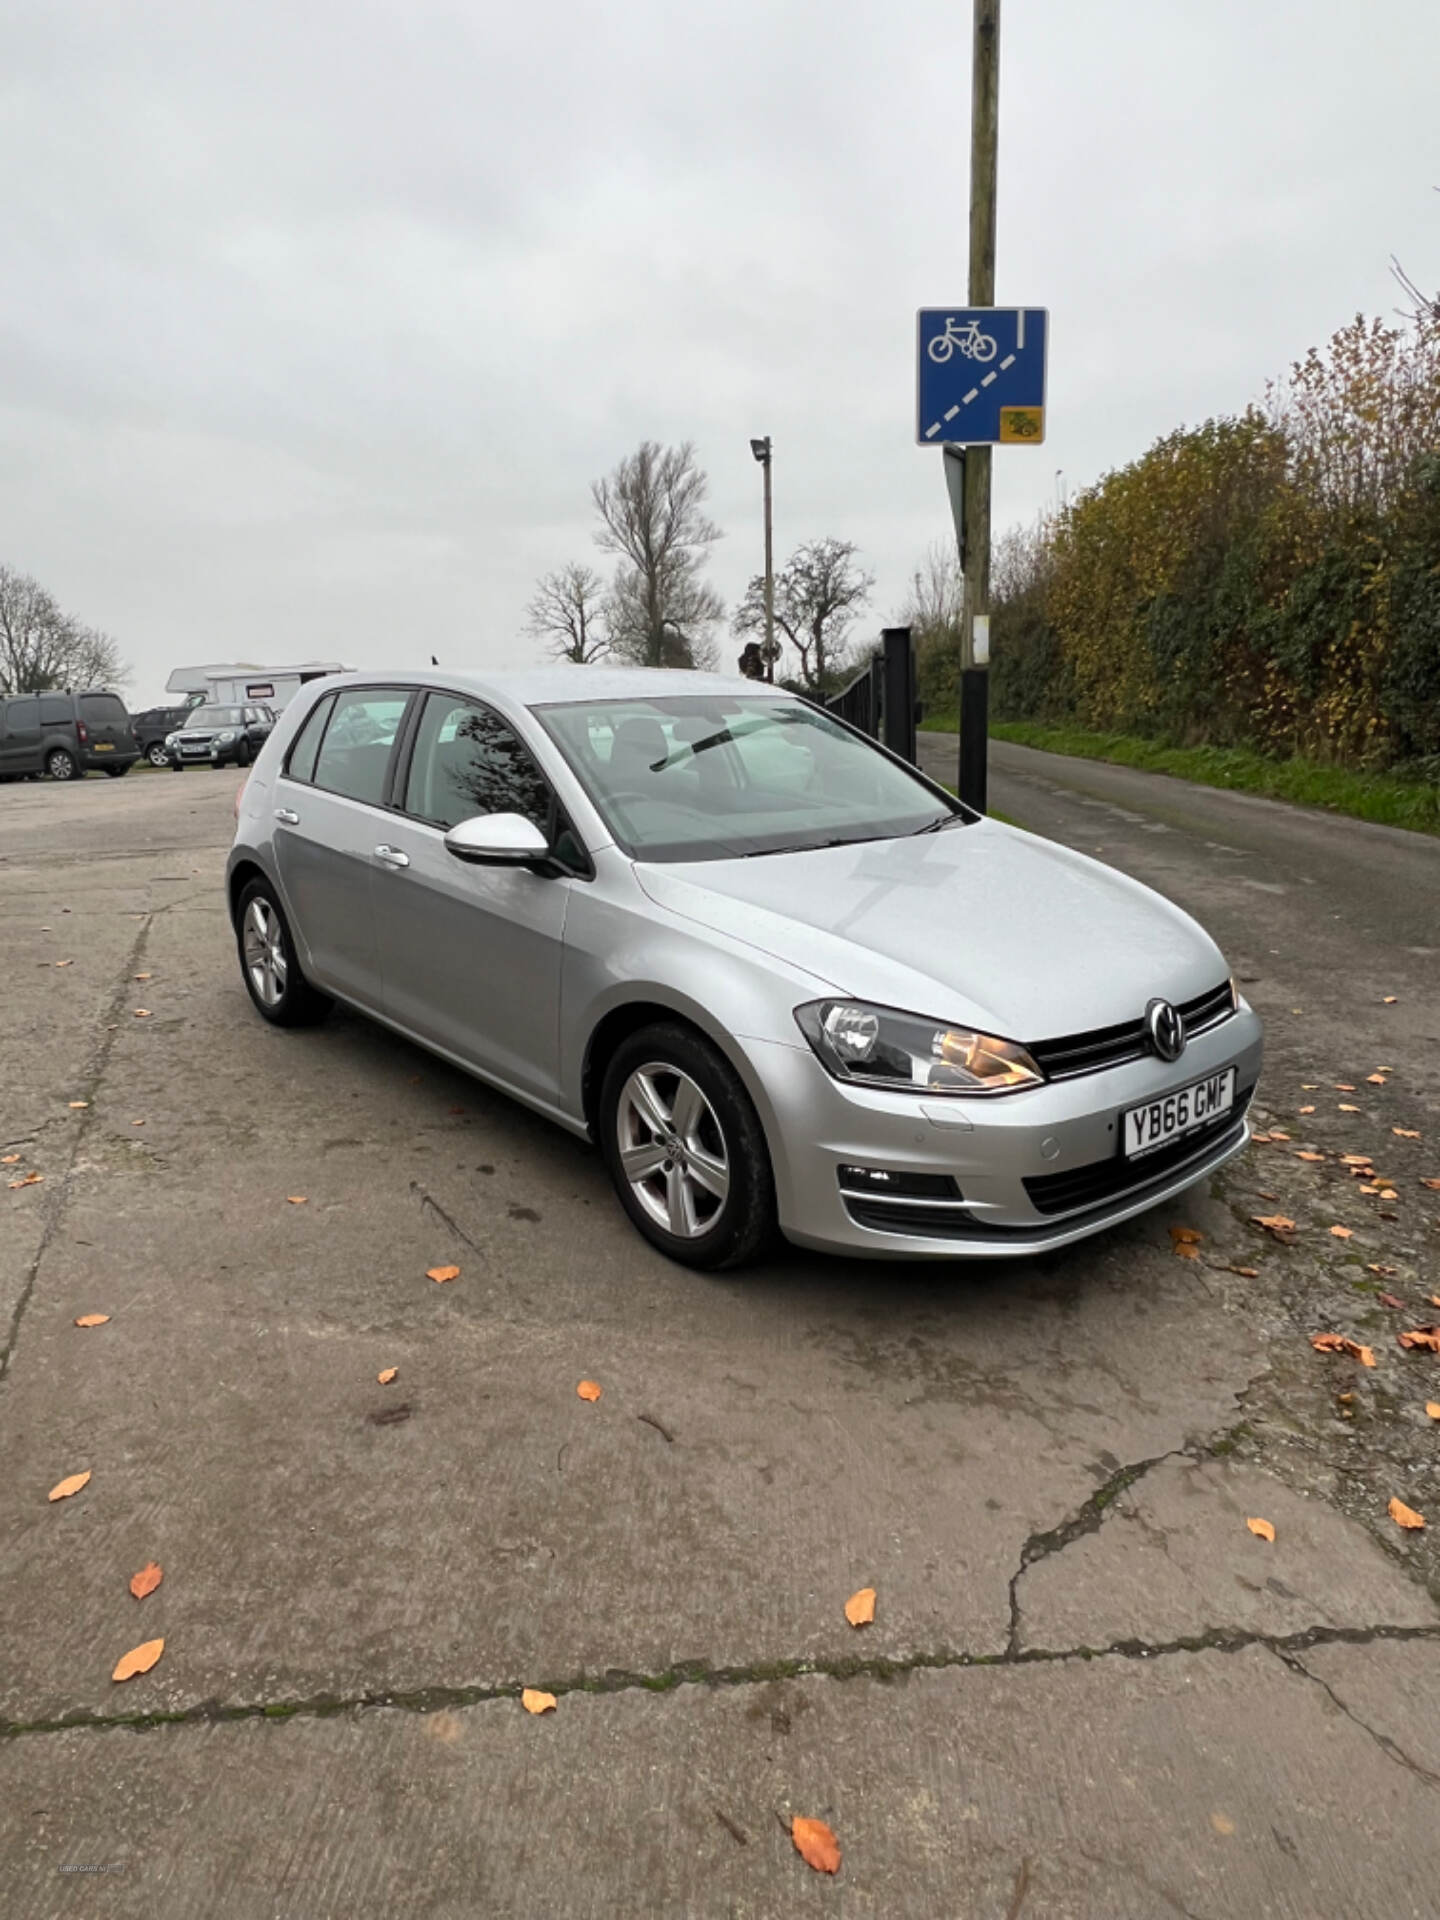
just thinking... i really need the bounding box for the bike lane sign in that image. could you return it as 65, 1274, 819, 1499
916, 307, 1048, 447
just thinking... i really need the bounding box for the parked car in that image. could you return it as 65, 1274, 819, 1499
0, 689, 140, 781
165, 704, 276, 771
131, 698, 203, 766
226, 669, 1263, 1271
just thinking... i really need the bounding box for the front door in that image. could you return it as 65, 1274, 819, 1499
0, 697, 41, 775
373, 690, 572, 1106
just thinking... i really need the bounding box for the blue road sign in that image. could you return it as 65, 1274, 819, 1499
916, 307, 1048, 446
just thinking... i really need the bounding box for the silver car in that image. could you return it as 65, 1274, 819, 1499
226, 668, 1263, 1269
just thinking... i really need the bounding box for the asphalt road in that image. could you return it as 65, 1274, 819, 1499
2, 762, 1438, 1918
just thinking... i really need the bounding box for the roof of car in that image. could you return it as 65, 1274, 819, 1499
328, 666, 782, 706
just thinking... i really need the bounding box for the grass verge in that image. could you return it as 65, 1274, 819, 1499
919, 718, 1440, 836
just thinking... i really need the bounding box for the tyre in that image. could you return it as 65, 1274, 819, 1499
104, 763, 130, 777
236, 742, 251, 768
147, 743, 169, 767
171, 762, 184, 772
235, 877, 332, 1028
46, 748, 78, 781
598, 1021, 775, 1271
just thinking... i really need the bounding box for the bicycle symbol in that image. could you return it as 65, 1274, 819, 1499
927, 317, 998, 364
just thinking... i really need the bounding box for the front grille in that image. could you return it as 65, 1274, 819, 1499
1023, 1087, 1254, 1217
1029, 980, 1236, 1082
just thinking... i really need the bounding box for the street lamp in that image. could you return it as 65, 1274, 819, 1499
750, 435, 775, 683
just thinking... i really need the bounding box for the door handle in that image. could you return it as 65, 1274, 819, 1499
274, 808, 299, 824
374, 844, 410, 869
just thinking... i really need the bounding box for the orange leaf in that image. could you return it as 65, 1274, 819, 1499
54, 959, 73, 968
1366, 1074, 1387, 1085
1341, 1339, 1377, 1368
1329, 1224, 1354, 1239
133, 972, 152, 981
1168, 1225, 1203, 1244
9, 1172, 43, 1188
1382, 995, 1398, 1004
1393, 1128, 1421, 1140
576, 1379, 602, 1402
1379, 1190, 1399, 1202
112, 1637, 165, 1681
1226, 1266, 1259, 1278
1366, 1263, 1397, 1276
1378, 1293, 1405, 1309
1340, 1155, 1373, 1167
790, 1816, 841, 1875
133, 1008, 151, 1018
1295, 1151, 1325, 1163
1334, 1084, 1356, 1092
48, 1470, 91, 1501
1246, 1517, 1275, 1542
1421, 1177, 1440, 1191
1397, 1327, 1440, 1353
0, 1154, 19, 1165
1298, 1105, 1316, 1115
844, 1586, 876, 1627
1338, 1104, 1360, 1113
73, 1313, 109, 1328
1388, 1498, 1425, 1530
1252, 1214, 1297, 1238
1425, 1403, 1440, 1421
1310, 1332, 1346, 1352
1174, 1241, 1201, 1260
377, 1367, 398, 1385
67, 1100, 88, 1109
521, 1688, 556, 1714
286, 1195, 307, 1205
129, 1562, 163, 1600
426, 1264, 460, 1283
1251, 1132, 1273, 1144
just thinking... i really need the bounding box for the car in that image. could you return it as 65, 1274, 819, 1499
131, 698, 203, 766
165, 703, 275, 770
225, 668, 1263, 1271
0, 688, 140, 781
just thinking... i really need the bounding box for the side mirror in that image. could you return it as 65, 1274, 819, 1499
443, 812, 550, 866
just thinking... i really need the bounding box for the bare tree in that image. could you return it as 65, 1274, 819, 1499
733, 537, 874, 694
0, 565, 130, 695
525, 563, 611, 664
591, 441, 724, 668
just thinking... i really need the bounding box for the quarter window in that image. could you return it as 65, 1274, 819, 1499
403, 693, 553, 833
79, 694, 126, 723
39, 696, 71, 724
310, 690, 409, 805
284, 694, 334, 785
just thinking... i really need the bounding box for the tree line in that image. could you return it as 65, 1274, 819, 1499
0, 566, 129, 697
912, 301, 1440, 772
526, 440, 874, 696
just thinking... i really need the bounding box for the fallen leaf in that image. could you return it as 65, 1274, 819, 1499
74, 1313, 110, 1328
1338, 1104, 1361, 1113
1388, 1497, 1425, 1530
1226, 1266, 1260, 1278
1359, 1184, 1380, 1195
577, 1379, 602, 1402
377, 1367, 398, 1385
67, 1100, 88, 1109
112, 1638, 165, 1681
1270, 1131, 1291, 1142
1367, 1264, 1397, 1277
131, 1118, 145, 1126
132, 1008, 151, 1019
1379, 1190, 1399, 1202
1393, 1128, 1421, 1140
1301, 1083, 1319, 1090
1378, 1293, 1405, 1309
1341, 1155, 1373, 1167
1426, 1403, 1440, 1421
54, 959, 73, 968
1397, 1327, 1440, 1353
790, 1817, 841, 1875
9, 1172, 43, 1188
48, 1470, 91, 1501
1334, 1084, 1357, 1092
1343, 1339, 1377, 1368
1422, 1179, 1440, 1191
844, 1587, 876, 1627
1253, 1214, 1297, 1239
1296, 1151, 1325, 1163
1310, 1332, 1347, 1353
1329, 1224, 1354, 1239
129, 1562, 163, 1600
1298, 1105, 1316, 1115
0, 1154, 19, 1164
1174, 1241, 1201, 1260
1168, 1225, 1204, 1244
133, 972, 152, 981
1432, 1296, 1440, 1310
426, 1264, 460, 1283
521, 1688, 556, 1714
1382, 995, 1398, 1004
286, 1195, 307, 1205
1251, 1132, 1274, 1144
1366, 1074, 1387, 1086
1246, 1517, 1275, 1542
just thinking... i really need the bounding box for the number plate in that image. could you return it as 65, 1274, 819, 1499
95, 741, 114, 750
1124, 1067, 1237, 1159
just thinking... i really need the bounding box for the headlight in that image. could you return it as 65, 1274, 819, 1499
795, 999, 1044, 1096
165, 732, 179, 746
216, 730, 236, 743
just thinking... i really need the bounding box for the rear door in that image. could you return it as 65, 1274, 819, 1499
372, 690, 575, 1104
270, 686, 414, 1011
78, 692, 133, 759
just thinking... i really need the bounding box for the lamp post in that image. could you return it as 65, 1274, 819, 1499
750, 436, 775, 682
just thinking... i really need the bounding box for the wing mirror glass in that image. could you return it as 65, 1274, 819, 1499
443, 812, 550, 866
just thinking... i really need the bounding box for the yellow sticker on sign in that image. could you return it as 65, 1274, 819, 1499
999, 407, 1044, 443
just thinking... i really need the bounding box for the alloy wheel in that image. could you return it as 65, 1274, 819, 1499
616, 1063, 730, 1238
242, 897, 288, 1008
147, 744, 168, 766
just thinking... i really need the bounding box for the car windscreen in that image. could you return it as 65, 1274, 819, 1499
186, 707, 244, 727
534, 695, 963, 862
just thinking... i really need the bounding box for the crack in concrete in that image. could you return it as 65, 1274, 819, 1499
1272, 1647, 1440, 1792
0, 917, 153, 1385
410, 1180, 489, 1265
4, 1620, 1437, 1743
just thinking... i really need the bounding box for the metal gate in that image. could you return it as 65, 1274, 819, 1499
823, 626, 917, 765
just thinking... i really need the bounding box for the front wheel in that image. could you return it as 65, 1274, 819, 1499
598, 1022, 775, 1271
236, 741, 251, 768
235, 878, 332, 1027
46, 748, 79, 781
147, 743, 169, 767
927, 335, 954, 363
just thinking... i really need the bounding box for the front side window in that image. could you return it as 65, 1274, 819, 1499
536, 695, 962, 862
403, 693, 553, 832
6, 697, 40, 734
311, 689, 409, 805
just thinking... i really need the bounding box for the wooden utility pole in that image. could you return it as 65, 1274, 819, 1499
958, 0, 999, 812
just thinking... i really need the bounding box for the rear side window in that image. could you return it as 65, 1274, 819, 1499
311, 689, 409, 806
6, 697, 40, 733
79, 694, 126, 723
39, 696, 72, 724
284, 694, 335, 786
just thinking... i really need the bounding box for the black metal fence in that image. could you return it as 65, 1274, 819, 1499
823, 626, 917, 765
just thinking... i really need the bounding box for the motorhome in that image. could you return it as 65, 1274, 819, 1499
164, 662, 352, 713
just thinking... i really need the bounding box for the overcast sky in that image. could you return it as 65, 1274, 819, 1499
4, 0, 1437, 703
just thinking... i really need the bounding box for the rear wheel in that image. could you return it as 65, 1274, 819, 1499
236, 741, 252, 768
104, 763, 130, 777
235, 878, 332, 1027
46, 748, 78, 781
598, 1022, 775, 1270
147, 743, 169, 767
171, 762, 184, 773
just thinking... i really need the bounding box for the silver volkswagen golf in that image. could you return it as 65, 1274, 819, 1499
226, 668, 1262, 1270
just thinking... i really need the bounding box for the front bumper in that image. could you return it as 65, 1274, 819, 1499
747, 1005, 1263, 1259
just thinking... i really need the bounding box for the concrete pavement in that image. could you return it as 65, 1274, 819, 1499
2, 764, 1438, 1917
